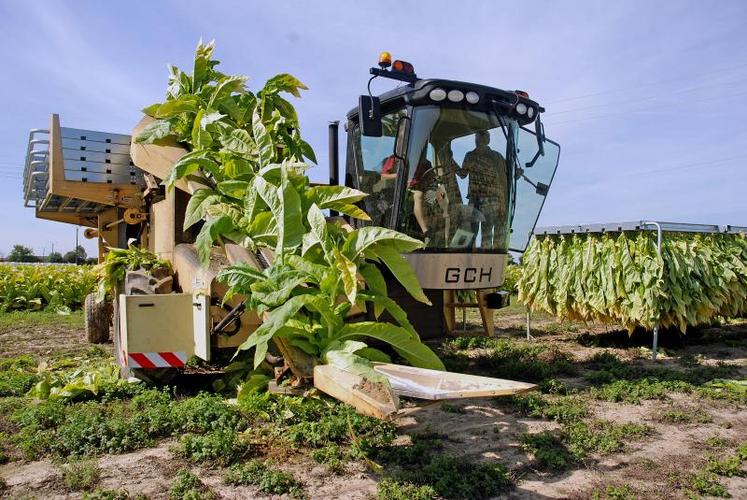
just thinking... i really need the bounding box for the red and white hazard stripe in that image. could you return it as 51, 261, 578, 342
127, 351, 187, 368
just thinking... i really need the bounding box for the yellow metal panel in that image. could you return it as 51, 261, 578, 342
119, 294, 195, 355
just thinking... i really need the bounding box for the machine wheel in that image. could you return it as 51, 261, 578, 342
84, 293, 110, 344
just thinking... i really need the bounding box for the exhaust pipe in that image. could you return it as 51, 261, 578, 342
328, 121, 339, 217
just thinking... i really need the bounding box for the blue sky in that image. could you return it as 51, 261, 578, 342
1, 0, 745, 257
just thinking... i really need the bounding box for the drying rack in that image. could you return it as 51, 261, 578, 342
526, 220, 747, 359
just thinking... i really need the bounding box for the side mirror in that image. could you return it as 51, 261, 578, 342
359, 95, 382, 137
534, 114, 545, 156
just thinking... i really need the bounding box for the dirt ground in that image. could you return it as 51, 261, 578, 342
1, 308, 746, 499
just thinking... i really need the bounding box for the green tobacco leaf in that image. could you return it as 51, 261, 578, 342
358, 291, 418, 337
237, 294, 320, 368
354, 347, 392, 364
135, 119, 171, 144
369, 244, 430, 305
156, 95, 200, 118
324, 201, 370, 221
306, 203, 330, 259
191, 109, 213, 149
221, 128, 254, 155
323, 348, 389, 384
306, 185, 368, 207
237, 373, 270, 399
263, 73, 308, 98
359, 263, 387, 317
193, 39, 215, 91
217, 263, 264, 297
142, 103, 161, 117
342, 227, 424, 260
252, 109, 274, 167
163, 154, 217, 189
183, 188, 219, 230
217, 180, 249, 199
196, 215, 234, 265
334, 248, 358, 305
336, 322, 444, 370
208, 75, 247, 108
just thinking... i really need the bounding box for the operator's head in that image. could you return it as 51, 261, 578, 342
476, 130, 490, 147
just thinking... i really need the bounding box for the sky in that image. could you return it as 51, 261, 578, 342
0, 0, 746, 258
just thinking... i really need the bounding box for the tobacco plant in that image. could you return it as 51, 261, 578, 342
141, 41, 443, 378
519, 231, 747, 332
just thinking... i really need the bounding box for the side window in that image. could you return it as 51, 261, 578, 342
353, 110, 406, 226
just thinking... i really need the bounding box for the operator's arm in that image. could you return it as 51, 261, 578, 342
412, 190, 428, 233
456, 153, 471, 179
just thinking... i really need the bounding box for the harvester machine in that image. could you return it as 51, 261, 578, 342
22, 53, 560, 417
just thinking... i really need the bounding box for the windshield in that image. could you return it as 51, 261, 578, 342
400, 106, 512, 251
511, 126, 560, 251
351, 105, 560, 253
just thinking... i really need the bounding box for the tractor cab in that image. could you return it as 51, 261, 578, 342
345, 53, 560, 293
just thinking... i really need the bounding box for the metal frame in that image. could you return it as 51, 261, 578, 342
527, 220, 747, 358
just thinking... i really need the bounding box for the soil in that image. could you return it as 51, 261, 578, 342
1, 310, 746, 499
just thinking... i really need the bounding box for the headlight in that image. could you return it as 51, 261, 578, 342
515, 103, 528, 115
447, 89, 464, 102
429, 88, 447, 102
526, 106, 535, 119
465, 91, 479, 104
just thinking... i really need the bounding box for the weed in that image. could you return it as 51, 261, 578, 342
707, 454, 745, 477
169, 469, 215, 500
376, 478, 438, 500
521, 431, 574, 470
82, 489, 135, 499
590, 378, 690, 404
310, 443, 346, 473
653, 406, 713, 424
175, 430, 251, 465
590, 484, 636, 500
705, 437, 729, 449
171, 392, 246, 433
539, 378, 570, 395
406, 455, 512, 499
564, 420, 651, 458
0, 355, 38, 396
224, 460, 304, 497
59, 459, 100, 491
510, 393, 589, 424
372, 431, 511, 499
690, 471, 729, 497
440, 403, 466, 414
0, 476, 6, 491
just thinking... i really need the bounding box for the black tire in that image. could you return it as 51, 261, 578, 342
84, 293, 110, 344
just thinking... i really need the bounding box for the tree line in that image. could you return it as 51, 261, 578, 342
4, 244, 96, 264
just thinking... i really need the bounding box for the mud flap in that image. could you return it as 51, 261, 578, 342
193, 292, 210, 361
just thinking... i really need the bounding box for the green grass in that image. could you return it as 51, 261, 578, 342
59, 459, 100, 491
169, 469, 216, 500
653, 406, 713, 424
371, 432, 512, 499
224, 460, 305, 497
590, 484, 636, 500
377, 478, 438, 500
175, 430, 251, 465
0, 310, 84, 331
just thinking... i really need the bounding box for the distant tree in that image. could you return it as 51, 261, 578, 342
47, 251, 64, 263
8, 245, 38, 262
63, 245, 87, 264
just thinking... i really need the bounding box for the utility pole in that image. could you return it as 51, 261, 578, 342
75, 227, 79, 264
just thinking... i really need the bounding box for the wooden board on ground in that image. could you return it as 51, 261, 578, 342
313, 364, 400, 420
373, 363, 536, 400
